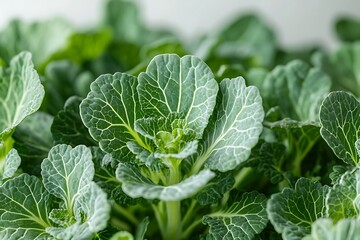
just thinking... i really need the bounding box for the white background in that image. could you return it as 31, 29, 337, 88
1, 0, 359, 50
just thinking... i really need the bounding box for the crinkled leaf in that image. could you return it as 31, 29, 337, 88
256, 142, 286, 184
195, 77, 264, 172
0, 174, 52, 240
329, 165, 352, 184
80, 72, 148, 157
127, 141, 162, 170
52, 96, 96, 147
46, 182, 110, 240
116, 163, 215, 201
0, 52, 45, 141
138, 54, 218, 138
267, 178, 328, 240
1, 148, 21, 181
12, 111, 53, 176
320, 91, 360, 166
196, 172, 234, 206
0, 18, 73, 66
261, 60, 331, 121
41, 145, 94, 210
326, 169, 360, 221
303, 218, 360, 240
203, 191, 268, 240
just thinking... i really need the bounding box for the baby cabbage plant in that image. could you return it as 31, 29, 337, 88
79, 54, 267, 240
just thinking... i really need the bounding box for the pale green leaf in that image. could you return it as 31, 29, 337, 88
194, 77, 264, 172
80, 72, 148, 157
262, 60, 331, 121
41, 145, 94, 211
303, 218, 360, 240
326, 169, 360, 221
313, 43, 360, 97
116, 163, 215, 201
267, 178, 329, 240
2, 148, 21, 181
46, 182, 110, 240
215, 14, 276, 67
203, 191, 268, 240
0, 52, 45, 140
138, 54, 218, 138
320, 91, 360, 165
0, 174, 52, 240
0, 18, 73, 66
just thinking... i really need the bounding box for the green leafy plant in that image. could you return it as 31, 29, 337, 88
2, 0, 360, 239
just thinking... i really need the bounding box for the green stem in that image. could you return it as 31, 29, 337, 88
182, 218, 203, 239
181, 200, 197, 228
0, 137, 14, 174
165, 201, 181, 240
113, 203, 139, 225
232, 167, 254, 189
110, 217, 131, 232
153, 203, 166, 238
163, 158, 182, 240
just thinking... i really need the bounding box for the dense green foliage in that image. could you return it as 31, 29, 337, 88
1, 1, 360, 239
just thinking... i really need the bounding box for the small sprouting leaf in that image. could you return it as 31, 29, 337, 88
138, 54, 219, 138
0, 52, 45, 140
52, 96, 96, 147
41, 144, 94, 210
80, 72, 148, 157
135, 217, 150, 240
203, 191, 268, 240
326, 169, 360, 221
1, 148, 21, 181
116, 163, 215, 201
195, 77, 264, 172
303, 218, 360, 240
267, 178, 328, 240
46, 182, 110, 240
320, 91, 360, 166
0, 174, 52, 240
13, 111, 53, 175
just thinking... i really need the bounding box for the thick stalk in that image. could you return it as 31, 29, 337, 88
164, 158, 182, 240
